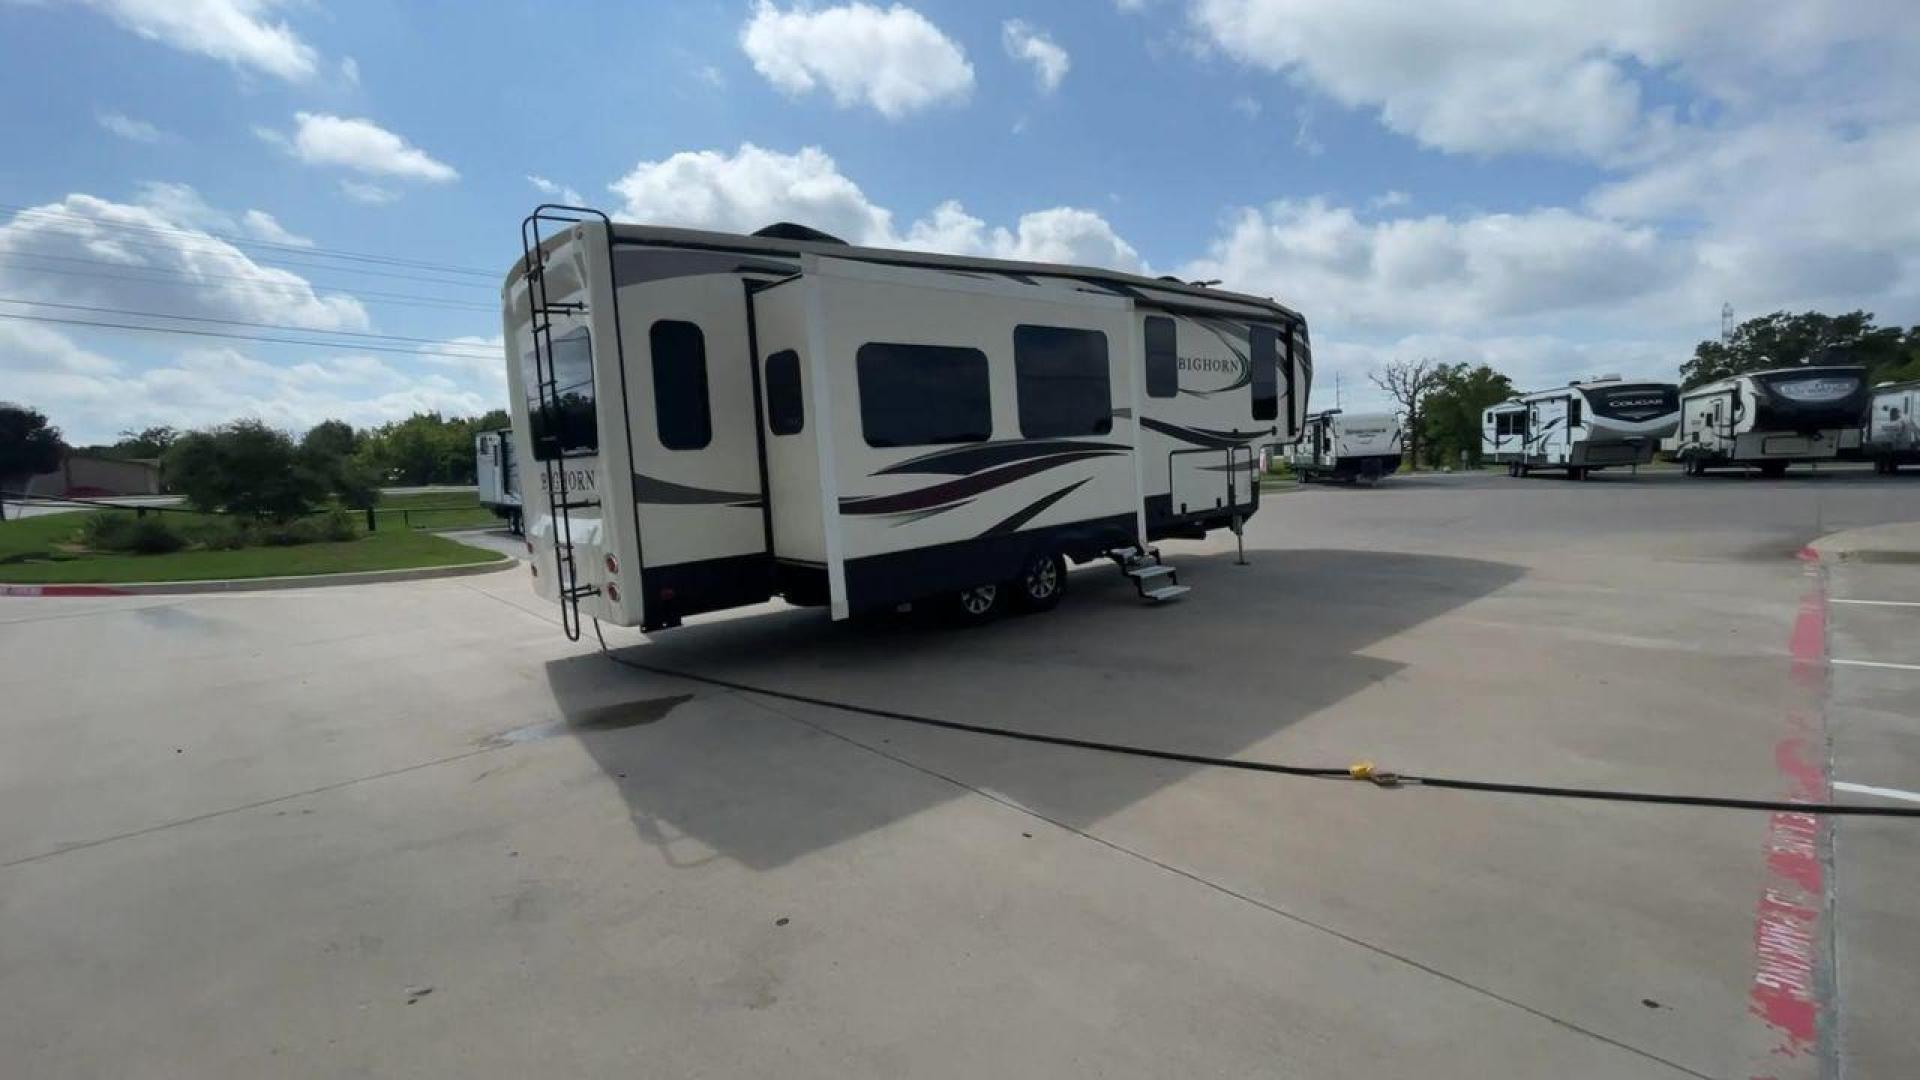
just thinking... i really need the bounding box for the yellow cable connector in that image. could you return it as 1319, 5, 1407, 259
1349, 761, 1401, 787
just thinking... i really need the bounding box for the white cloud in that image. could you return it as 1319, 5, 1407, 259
1002, 20, 1070, 94
1292, 104, 1323, 157
527, 174, 586, 206
338, 181, 399, 206
1230, 95, 1261, 120
240, 209, 311, 248
1, 327, 501, 443
126, 183, 309, 248
610, 144, 897, 245
1310, 332, 1687, 413
1588, 118, 1920, 316
1186, 0, 1920, 162
904, 202, 1146, 273
96, 110, 165, 143
1181, 198, 1683, 332
740, 1, 974, 119
269, 113, 459, 183
0, 192, 368, 334
73, 0, 319, 81
339, 56, 360, 86
609, 144, 1145, 272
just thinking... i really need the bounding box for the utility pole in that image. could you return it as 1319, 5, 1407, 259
1334, 371, 1343, 409
1720, 302, 1733, 345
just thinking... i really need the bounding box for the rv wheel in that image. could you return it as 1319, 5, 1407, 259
1011, 552, 1067, 612
950, 583, 1004, 624
1760, 461, 1789, 479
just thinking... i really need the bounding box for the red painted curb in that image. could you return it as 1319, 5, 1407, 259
1745, 547, 1831, 1079
0, 584, 130, 597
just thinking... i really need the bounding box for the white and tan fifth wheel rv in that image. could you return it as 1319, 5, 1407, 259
502, 211, 1311, 637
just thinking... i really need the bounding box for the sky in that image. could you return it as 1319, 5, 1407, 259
3, 0, 1918, 441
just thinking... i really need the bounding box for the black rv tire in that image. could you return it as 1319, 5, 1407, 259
1760, 461, 1789, 479
1011, 552, 1067, 613
949, 583, 1004, 625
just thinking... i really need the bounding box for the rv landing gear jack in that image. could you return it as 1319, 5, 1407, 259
1232, 515, 1248, 566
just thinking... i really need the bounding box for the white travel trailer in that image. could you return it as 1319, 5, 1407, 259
1484, 377, 1679, 479
474, 427, 523, 532
1287, 410, 1402, 483
502, 210, 1311, 638
1669, 365, 1871, 477
1865, 379, 1920, 474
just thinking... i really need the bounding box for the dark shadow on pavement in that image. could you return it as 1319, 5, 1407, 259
544, 547, 1523, 871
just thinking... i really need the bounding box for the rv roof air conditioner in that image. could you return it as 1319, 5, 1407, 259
751, 222, 849, 244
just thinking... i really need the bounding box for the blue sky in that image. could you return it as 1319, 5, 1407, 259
3, 0, 1917, 440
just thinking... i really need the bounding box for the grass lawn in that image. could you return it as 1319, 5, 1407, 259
0, 510, 505, 584
362, 490, 501, 530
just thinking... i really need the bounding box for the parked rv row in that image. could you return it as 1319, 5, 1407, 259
494, 210, 1920, 637
1484, 368, 1919, 479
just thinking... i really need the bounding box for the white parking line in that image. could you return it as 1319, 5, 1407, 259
1834, 781, 1920, 805
1832, 658, 1920, 672
1830, 598, 1920, 608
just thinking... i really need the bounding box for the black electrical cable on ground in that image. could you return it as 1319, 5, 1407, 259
592, 622, 1920, 819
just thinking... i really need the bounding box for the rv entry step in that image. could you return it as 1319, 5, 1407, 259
1109, 546, 1188, 603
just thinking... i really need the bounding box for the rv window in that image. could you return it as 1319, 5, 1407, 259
521, 326, 597, 460
856, 342, 992, 448
1144, 317, 1178, 399
764, 349, 804, 436
649, 320, 712, 450
1015, 325, 1113, 438
1250, 325, 1279, 421
1568, 398, 1583, 426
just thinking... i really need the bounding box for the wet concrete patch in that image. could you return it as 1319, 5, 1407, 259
488, 693, 695, 746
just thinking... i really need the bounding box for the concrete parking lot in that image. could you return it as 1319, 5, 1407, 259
2, 468, 1916, 1079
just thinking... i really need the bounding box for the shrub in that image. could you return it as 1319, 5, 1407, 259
79, 512, 184, 554
79, 511, 139, 551
257, 519, 321, 546
163, 421, 328, 521
183, 517, 253, 551
319, 510, 360, 542
126, 517, 186, 554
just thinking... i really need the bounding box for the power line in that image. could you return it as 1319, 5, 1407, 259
0, 201, 500, 278
0, 297, 499, 354
0, 247, 493, 294
0, 310, 504, 362
0, 254, 498, 313
2, 227, 495, 289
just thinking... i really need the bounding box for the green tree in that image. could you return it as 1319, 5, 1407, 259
1421, 363, 1515, 468
109, 426, 179, 459
1, 403, 66, 516
1681, 311, 1910, 388
357, 411, 490, 485
163, 421, 328, 521
300, 419, 359, 463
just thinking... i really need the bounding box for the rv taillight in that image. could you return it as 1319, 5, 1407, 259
606, 582, 621, 604
605, 554, 619, 576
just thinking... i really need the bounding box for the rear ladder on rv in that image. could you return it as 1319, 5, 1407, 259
520, 205, 607, 641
